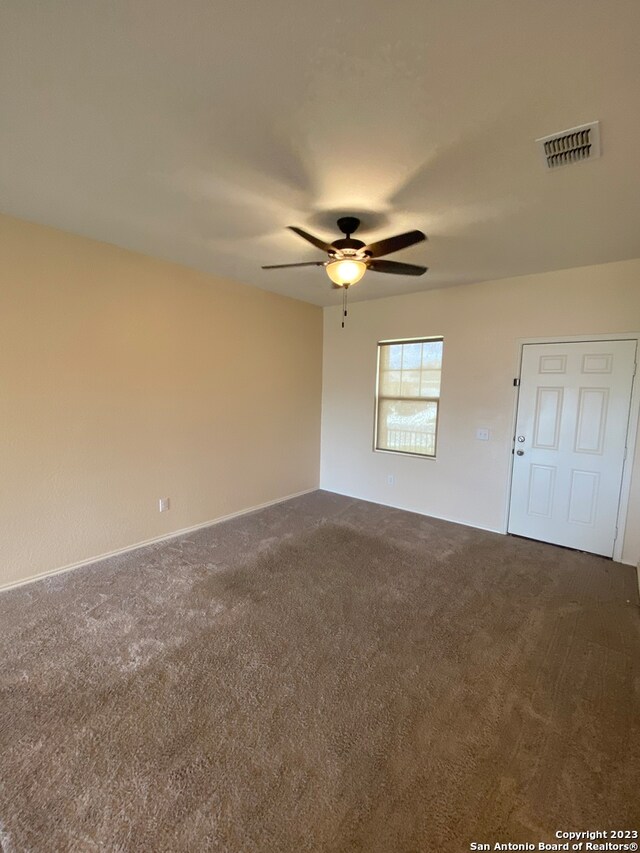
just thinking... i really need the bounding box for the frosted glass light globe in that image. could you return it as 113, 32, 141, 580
325, 259, 367, 287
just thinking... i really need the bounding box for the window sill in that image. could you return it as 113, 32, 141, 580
373, 448, 437, 461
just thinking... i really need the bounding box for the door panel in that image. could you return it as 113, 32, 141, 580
508, 340, 636, 557
574, 388, 608, 453
567, 469, 599, 525
533, 387, 563, 448
527, 464, 556, 517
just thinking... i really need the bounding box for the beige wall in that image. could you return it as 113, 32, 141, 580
321, 259, 640, 566
1, 215, 323, 589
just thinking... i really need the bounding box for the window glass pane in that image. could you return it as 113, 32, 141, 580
386, 345, 403, 370
421, 341, 443, 369
401, 343, 423, 369
400, 369, 421, 397
379, 369, 401, 396
377, 399, 438, 457
419, 369, 442, 398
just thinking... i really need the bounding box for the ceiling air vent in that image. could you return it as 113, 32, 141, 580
536, 121, 601, 169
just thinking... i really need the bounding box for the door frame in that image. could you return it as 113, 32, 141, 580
502, 332, 640, 564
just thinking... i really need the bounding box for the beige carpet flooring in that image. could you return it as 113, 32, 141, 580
0, 491, 639, 852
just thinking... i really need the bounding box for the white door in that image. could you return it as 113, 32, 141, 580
508, 340, 636, 557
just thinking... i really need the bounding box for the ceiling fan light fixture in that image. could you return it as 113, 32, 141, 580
325, 258, 367, 287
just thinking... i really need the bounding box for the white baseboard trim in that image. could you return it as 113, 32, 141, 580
322, 489, 640, 566
321, 488, 503, 535
0, 488, 317, 595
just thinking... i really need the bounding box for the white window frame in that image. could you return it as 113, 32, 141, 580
374, 336, 444, 459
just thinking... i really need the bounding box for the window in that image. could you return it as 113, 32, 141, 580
375, 338, 443, 458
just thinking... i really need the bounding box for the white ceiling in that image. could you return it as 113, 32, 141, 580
2, 0, 640, 306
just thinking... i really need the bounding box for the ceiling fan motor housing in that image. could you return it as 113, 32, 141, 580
331, 237, 366, 253
336, 216, 361, 237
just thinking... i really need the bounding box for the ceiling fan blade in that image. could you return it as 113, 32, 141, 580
261, 261, 326, 269
367, 259, 428, 276
363, 230, 426, 258
287, 226, 334, 253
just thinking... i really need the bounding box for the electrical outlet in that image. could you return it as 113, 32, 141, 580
387, 474, 395, 486
475, 428, 490, 441
158, 497, 170, 512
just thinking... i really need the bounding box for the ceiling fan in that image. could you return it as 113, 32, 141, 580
262, 216, 428, 289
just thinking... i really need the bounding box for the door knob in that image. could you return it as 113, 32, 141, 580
516, 450, 524, 456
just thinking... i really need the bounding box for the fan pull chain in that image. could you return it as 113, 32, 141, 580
341, 285, 349, 328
